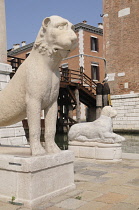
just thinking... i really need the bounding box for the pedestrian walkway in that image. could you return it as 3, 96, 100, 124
0, 156, 139, 210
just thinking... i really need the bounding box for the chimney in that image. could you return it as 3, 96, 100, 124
82, 20, 87, 24
98, 23, 103, 29
21, 41, 26, 47
13, 43, 20, 50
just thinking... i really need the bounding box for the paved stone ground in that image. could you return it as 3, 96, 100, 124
0, 157, 139, 210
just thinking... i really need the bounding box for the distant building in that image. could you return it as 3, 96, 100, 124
8, 21, 104, 83
103, 0, 139, 132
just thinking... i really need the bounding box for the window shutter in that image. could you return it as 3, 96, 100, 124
90, 37, 93, 51
96, 38, 99, 52
91, 65, 94, 80
96, 66, 100, 81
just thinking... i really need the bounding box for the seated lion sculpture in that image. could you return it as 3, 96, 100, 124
68, 106, 125, 144
0, 16, 77, 155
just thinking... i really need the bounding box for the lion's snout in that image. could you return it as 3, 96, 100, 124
70, 33, 77, 50
71, 32, 77, 43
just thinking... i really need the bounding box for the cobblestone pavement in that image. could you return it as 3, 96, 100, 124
0, 157, 139, 210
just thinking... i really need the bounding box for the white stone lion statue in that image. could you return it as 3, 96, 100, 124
0, 16, 77, 155
68, 106, 125, 144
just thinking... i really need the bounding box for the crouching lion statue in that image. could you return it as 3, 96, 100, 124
68, 106, 125, 144
0, 15, 77, 155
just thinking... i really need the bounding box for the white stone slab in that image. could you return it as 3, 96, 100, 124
122, 153, 139, 160
111, 93, 139, 131
107, 73, 115, 81
111, 93, 139, 99
69, 141, 122, 162
15, 127, 26, 137
0, 136, 27, 146
0, 74, 8, 82
0, 150, 75, 208
118, 8, 130, 17
0, 128, 15, 138
124, 82, 128, 88
0, 81, 7, 90
0, 63, 12, 74
117, 72, 125, 77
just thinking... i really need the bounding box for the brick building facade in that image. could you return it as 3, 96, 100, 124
103, 0, 139, 132
8, 22, 104, 83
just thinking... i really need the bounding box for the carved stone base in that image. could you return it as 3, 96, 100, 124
69, 141, 122, 162
0, 150, 75, 208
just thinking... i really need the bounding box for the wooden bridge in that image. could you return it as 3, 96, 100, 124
7, 56, 97, 135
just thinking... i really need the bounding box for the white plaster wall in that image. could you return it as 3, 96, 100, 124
111, 93, 139, 131
78, 29, 84, 68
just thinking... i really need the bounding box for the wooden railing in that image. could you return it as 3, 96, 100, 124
7, 55, 25, 72
7, 56, 97, 92
60, 68, 97, 92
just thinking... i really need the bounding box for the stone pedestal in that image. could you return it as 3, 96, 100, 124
69, 141, 122, 162
0, 63, 27, 146
0, 150, 75, 208
0, 63, 12, 88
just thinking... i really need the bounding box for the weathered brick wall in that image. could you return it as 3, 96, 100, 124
61, 29, 104, 81
103, 0, 139, 95
83, 31, 104, 82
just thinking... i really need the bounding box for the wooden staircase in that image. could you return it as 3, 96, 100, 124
60, 67, 96, 106
57, 68, 96, 132
7, 56, 97, 134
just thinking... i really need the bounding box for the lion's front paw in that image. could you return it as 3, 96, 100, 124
45, 143, 61, 154
114, 135, 126, 143
31, 144, 46, 156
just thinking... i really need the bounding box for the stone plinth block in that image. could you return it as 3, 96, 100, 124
0, 63, 12, 75
69, 141, 122, 162
0, 150, 75, 208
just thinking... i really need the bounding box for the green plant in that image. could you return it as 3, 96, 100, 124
11, 196, 16, 203
75, 196, 82, 200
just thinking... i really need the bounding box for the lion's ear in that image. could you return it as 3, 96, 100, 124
42, 17, 50, 29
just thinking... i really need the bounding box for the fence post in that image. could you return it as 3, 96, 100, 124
90, 79, 92, 91
68, 68, 71, 83
102, 83, 110, 106
75, 88, 81, 123
96, 83, 103, 119
80, 66, 83, 85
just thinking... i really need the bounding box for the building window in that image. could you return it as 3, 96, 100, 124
91, 63, 99, 81
90, 36, 98, 52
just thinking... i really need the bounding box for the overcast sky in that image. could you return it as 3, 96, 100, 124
5, 0, 102, 49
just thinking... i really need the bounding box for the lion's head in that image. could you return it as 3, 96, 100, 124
101, 106, 117, 118
34, 15, 77, 58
